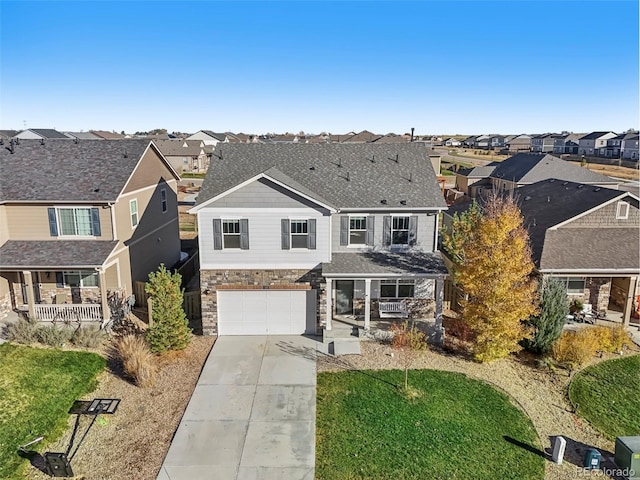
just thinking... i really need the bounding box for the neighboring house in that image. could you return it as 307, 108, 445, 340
0, 139, 181, 323
475, 135, 491, 148
488, 135, 505, 149
553, 133, 583, 155
462, 135, 478, 148
268, 134, 301, 143
454, 164, 499, 197
64, 131, 102, 140
186, 130, 229, 146
90, 130, 126, 140
0, 130, 18, 140
621, 134, 639, 160
600, 134, 625, 158
443, 180, 640, 326
506, 134, 532, 152
578, 131, 616, 156
374, 133, 410, 143
155, 139, 214, 173
14, 129, 69, 140
340, 130, 382, 143
531, 133, 562, 153
189, 143, 449, 338
444, 138, 461, 147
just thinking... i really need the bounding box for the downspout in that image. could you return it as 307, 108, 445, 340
109, 203, 117, 240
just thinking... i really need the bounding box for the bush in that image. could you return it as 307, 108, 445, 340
588, 325, 632, 353
524, 277, 568, 354
35, 325, 74, 347
116, 335, 157, 388
552, 326, 632, 368
71, 325, 106, 348
6, 317, 39, 344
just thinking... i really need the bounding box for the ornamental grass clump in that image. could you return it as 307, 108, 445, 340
116, 334, 157, 388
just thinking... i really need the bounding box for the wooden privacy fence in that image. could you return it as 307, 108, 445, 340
177, 252, 199, 289
443, 279, 459, 312
146, 291, 202, 326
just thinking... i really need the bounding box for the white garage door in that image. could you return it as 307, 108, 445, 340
217, 290, 316, 335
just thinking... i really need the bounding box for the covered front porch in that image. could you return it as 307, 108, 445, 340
0, 240, 120, 325
322, 251, 449, 342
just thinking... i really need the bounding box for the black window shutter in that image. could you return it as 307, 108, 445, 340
281, 219, 290, 250
383, 216, 392, 245
307, 219, 317, 250
408, 216, 418, 246
55, 272, 64, 288
339, 216, 349, 245
48, 208, 58, 237
239, 219, 249, 250
91, 208, 101, 236
366, 216, 375, 246
213, 218, 222, 250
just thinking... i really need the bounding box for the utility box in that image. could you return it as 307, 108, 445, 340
583, 448, 601, 470
615, 436, 640, 480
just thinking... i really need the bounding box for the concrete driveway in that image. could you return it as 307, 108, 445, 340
157, 335, 319, 480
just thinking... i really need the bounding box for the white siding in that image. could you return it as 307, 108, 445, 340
198, 207, 331, 269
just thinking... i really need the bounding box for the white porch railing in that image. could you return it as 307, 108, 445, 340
379, 301, 408, 318
33, 304, 103, 323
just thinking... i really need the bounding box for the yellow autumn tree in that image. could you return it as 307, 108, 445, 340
453, 192, 538, 362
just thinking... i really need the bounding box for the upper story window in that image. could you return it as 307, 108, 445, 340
349, 216, 367, 245
130, 199, 139, 228
222, 220, 241, 248
161, 189, 167, 213
48, 207, 101, 237
290, 220, 308, 249
391, 216, 410, 245
616, 201, 629, 220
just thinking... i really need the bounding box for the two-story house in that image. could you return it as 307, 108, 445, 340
155, 139, 214, 173
0, 139, 181, 323
186, 130, 230, 146
444, 180, 640, 326
621, 134, 639, 161
506, 134, 532, 152
531, 133, 564, 153
190, 143, 449, 338
578, 131, 616, 156
552, 133, 583, 155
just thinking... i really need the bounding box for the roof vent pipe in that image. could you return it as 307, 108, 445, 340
410, 127, 414, 142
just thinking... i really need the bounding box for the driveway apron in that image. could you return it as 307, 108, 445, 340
158, 335, 318, 480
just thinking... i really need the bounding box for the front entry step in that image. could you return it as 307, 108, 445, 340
331, 338, 362, 356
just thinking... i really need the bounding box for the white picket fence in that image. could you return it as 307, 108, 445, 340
33, 304, 103, 323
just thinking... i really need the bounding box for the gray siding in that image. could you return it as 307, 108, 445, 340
331, 212, 437, 253
563, 198, 640, 228
208, 178, 327, 210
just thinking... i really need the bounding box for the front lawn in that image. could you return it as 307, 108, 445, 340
317, 369, 544, 480
569, 354, 640, 439
0, 344, 105, 478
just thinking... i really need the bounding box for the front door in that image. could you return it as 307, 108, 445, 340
335, 280, 354, 315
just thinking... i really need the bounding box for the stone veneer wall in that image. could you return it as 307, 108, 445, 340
587, 278, 611, 312
10, 282, 101, 305
200, 268, 325, 336
0, 291, 12, 319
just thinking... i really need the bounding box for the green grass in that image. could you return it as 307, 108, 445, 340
0, 344, 105, 478
181, 172, 206, 179
569, 355, 640, 439
317, 369, 544, 480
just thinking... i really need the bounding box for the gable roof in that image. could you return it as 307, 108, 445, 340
341, 130, 381, 143
64, 131, 102, 140
194, 143, 447, 210
21, 129, 69, 139
456, 163, 499, 178
200, 130, 228, 142
490, 153, 617, 185
446, 180, 637, 271
579, 131, 615, 140
90, 130, 125, 139
154, 139, 213, 156
0, 130, 18, 139
0, 139, 174, 203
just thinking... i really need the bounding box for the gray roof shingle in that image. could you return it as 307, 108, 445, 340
196, 143, 447, 209
24, 129, 70, 139
457, 163, 498, 178
0, 139, 152, 202
322, 251, 449, 276
490, 153, 617, 184
0, 240, 118, 269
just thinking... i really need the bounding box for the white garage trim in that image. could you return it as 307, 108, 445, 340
217, 290, 316, 335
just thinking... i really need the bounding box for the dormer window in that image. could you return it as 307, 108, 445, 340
616, 201, 629, 220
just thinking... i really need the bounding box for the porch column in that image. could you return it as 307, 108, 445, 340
623, 276, 638, 327
435, 277, 444, 344
364, 279, 371, 331
23, 270, 36, 320
325, 278, 332, 331
99, 270, 110, 327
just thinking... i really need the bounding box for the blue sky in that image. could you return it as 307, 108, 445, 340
1, 1, 638, 135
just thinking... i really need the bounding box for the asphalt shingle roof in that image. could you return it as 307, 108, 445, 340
64, 131, 102, 140
490, 153, 617, 184
446, 179, 635, 270
322, 251, 449, 276
196, 143, 447, 210
457, 164, 498, 178
0, 240, 118, 269
155, 139, 212, 156
201, 130, 228, 142
24, 129, 69, 139
580, 131, 614, 140
0, 139, 152, 202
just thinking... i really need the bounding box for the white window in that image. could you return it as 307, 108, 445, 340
57, 207, 93, 236
616, 201, 629, 220
130, 199, 138, 227
62, 271, 99, 287
391, 217, 410, 245
349, 216, 367, 245
161, 189, 167, 213
290, 220, 308, 248
222, 220, 241, 249
555, 277, 586, 295
380, 279, 415, 298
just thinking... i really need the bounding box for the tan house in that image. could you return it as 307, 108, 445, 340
0, 139, 181, 324
154, 139, 214, 173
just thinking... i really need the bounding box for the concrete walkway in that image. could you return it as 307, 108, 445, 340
157, 335, 319, 480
